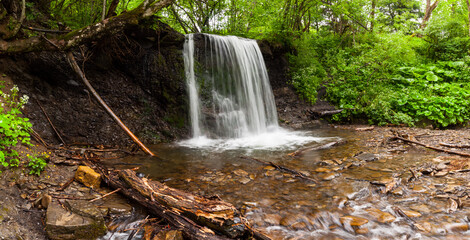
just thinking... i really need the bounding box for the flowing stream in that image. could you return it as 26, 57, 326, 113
105, 35, 470, 239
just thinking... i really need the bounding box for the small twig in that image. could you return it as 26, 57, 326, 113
57, 176, 75, 191
41, 34, 60, 49
22, 26, 70, 34
241, 156, 317, 183
90, 188, 121, 202
127, 215, 149, 240
30, 129, 49, 148
439, 142, 470, 148
36, 98, 67, 146
390, 136, 470, 157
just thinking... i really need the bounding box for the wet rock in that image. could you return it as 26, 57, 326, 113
446, 223, 469, 233
233, 169, 248, 177
315, 167, 331, 173
391, 187, 404, 196
410, 204, 431, 214
355, 227, 369, 234
367, 208, 396, 223
239, 177, 251, 185
291, 221, 307, 230
65, 200, 104, 221
263, 166, 275, 171
414, 221, 432, 233
75, 166, 101, 189
434, 170, 448, 177
402, 210, 421, 218
340, 215, 368, 227
355, 152, 378, 162
347, 188, 370, 200
46, 201, 106, 240
322, 172, 337, 181
154, 230, 183, 240
33, 193, 52, 209
264, 214, 282, 225
280, 214, 301, 227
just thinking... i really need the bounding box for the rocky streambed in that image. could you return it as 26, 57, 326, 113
3, 125, 470, 239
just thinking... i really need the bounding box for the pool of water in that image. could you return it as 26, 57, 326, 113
109, 126, 470, 239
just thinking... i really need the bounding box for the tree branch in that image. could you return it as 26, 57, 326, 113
0, 0, 174, 54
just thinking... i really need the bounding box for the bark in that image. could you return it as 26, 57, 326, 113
370, 0, 376, 32
467, 0, 470, 37
100, 168, 270, 239
66, 52, 156, 157
421, 0, 439, 29
106, 0, 120, 18
0, 0, 173, 54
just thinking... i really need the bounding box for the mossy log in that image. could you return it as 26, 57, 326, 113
101, 168, 269, 240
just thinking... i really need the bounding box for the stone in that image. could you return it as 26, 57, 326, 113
410, 204, 431, 214
355, 152, 378, 162
153, 230, 184, 240
239, 177, 251, 185
340, 216, 368, 227
264, 214, 282, 225
46, 201, 106, 240
355, 227, 369, 234
65, 200, 104, 221
367, 208, 396, 223
402, 210, 421, 218
291, 221, 307, 230
315, 167, 331, 173
322, 172, 337, 181
233, 169, 248, 177
75, 166, 101, 189
264, 166, 276, 171
446, 223, 469, 233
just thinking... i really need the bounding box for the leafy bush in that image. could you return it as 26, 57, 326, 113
0, 83, 46, 175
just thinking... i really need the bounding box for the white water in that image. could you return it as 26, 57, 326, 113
182, 33, 322, 150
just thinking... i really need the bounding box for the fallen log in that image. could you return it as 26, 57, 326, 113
390, 136, 470, 158
99, 167, 270, 240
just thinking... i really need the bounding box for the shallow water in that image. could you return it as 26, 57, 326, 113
112, 126, 470, 239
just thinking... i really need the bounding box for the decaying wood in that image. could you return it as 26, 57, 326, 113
439, 142, 470, 148
241, 156, 317, 183
390, 136, 470, 157
355, 126, 375, 131
99, 167, 270, 240
288, 140, 345, 157
66, 52, 155, 157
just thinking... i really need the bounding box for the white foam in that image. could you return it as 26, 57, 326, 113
179, 127, 330, 151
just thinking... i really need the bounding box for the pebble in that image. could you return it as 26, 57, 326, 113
263, 214, 282, 225
233, 169, 248, 177
263, 166, 275, 171
322, 172, 337, 181
315, 167, 331, 173
410, 204, 431, 214
446, 223, 469, 233
340, 215, 369, 227
355, 227, 369, 234
367, 208, 396, 223
402, 210, 422, 218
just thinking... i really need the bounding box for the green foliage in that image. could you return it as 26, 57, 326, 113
0, 84, 32, 169
27, 154, 47, 176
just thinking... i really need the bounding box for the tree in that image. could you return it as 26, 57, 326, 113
0, 0, 174, 54
421, 0, 439, 28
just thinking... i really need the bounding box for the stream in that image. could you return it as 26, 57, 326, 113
104, 125, 470, 239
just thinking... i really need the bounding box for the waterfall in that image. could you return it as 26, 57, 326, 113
184, 33, 278, 139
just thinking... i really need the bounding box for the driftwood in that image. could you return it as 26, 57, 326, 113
241, 156, 317, 183
99, 167, 270, 240
390, 136, 470, 157
288, 140, 345, 157
309, 109, 343, 119
439, 142, 470, 148
66, 52, 155, 156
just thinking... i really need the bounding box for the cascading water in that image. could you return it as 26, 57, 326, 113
182, 33, 325, 149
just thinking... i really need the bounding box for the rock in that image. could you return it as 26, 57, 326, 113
239, 177, 251, 185
233, 169, 249, 177
402, 210, 421, 218
46, 201, 106, 240
340, 216, 368, 227
263, 166, 275, 171
75, 166, 101, 189
291, 221, 307, 230
367, 208, 396, 223
264, 214, 282, 225
355, 152, 378, 162
355, 227, 369, 234
315, 167, 331, 173
446, 223, 469, 233
65, 200, 104, 221
410, 204, 431, 214
153, 230, 184, 240
414, 221, 432, 233
322, 172, 337, 181
280, 214, 301, 227
434, 170, 448, 177
391, 187, 404, 196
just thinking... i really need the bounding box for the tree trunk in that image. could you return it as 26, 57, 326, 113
106, 0, 120, 18
421, 0, 439, 29
0, 0, 174, 54
370, 0, 376, 32
467, 0, 470, 37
